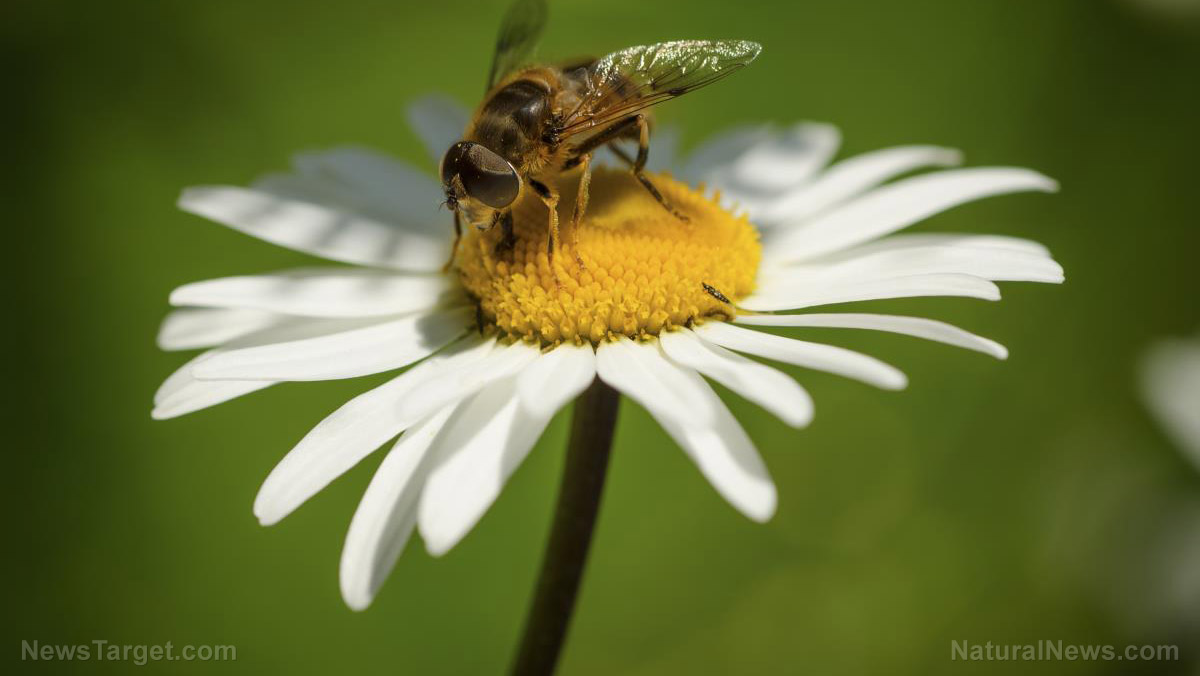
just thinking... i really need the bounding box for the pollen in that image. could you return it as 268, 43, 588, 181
455, 168, 761, 345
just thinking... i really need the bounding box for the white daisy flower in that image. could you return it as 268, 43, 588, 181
155, 95, 1062, 611
1140, 332, 1200, 471
1119, 336, 1200, 639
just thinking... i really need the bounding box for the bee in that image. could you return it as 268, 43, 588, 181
440, 0, 761, 268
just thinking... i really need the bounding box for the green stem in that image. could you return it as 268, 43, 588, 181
510, 378, 620, 676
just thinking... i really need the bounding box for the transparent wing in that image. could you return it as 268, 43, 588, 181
486, 0, 549, 90
558, 39, 761, 138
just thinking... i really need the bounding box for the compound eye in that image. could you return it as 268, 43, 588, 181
440, 142, 470, 188
457, 144, 521, 209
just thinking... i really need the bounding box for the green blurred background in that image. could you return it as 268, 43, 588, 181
7, 0, 1200, 673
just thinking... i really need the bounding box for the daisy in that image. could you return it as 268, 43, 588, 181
1134, 332, 1200, 638
1140, 332, 1200, 471
155, 94, 1063, 614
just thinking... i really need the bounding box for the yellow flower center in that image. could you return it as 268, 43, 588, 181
456, 168, 761, 345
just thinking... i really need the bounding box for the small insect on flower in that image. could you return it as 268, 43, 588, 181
440, 0, 761, 270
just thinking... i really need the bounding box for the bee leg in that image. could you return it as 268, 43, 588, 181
442, 208, 463, 273
493, 210, 516, 257
562, 114, 641, 161
599, 118, 688, 223
631, 114, 688, 223
607, 143, 635, 165
568, 153, 592, 271
529, 178, 562, 281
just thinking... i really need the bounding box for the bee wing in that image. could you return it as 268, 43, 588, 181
486, 0, 549, 90
557, 40, 762, 138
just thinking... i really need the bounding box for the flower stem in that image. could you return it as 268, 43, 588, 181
511, 378, 619, 676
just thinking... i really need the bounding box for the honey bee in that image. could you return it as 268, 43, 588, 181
440, 0, 761, 268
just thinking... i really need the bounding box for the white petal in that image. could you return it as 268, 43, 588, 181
394, 340, 541, 424
694, 322, 907, 390
759, 245, 1064, 287
253, 337, 495, 526
406, 94, 470, 168
765, 167, 1058, 263
596, 337, 776, 521
756, 145, 962, 225
726, 122, 842, 190
741, 273, 1001, 312
169, 267, 455, 318
178, 185, 447, 272
680, 124, 775, 185
516, 342, 597, 419
734, 313, 1008, 359
418, 377, 557, 556
192, 307, 469, 382
686, 123, 838, 189
1141, 336, 1200, 469
659, 329, 813, 427
290, 146, 445, 233
155, 319, 382, 414
157, 307, 287, 351
595, 336, 720, 424
813, 233, 1053, 261
224, 164, 442, 243
691, 124, 841, 218
152, 351, 274, 419
155, 351, 211, 405
339, 405, 457, 610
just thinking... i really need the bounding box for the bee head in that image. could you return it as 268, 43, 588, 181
440, 142, 521, 211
